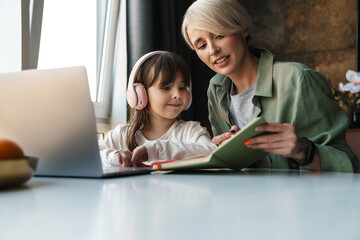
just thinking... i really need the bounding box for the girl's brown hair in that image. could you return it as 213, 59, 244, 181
126, 52, 191, 151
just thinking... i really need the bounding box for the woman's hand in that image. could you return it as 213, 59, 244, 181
212, 125, 240, 145
131, 145, 149, 167
114, 150, 133, 167
247, 123, 308, 161
245, 122, 320, 170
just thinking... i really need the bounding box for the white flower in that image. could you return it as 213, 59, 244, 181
341, 70, 360, 93
343, 83, 360, 93
346, 70, 360, 84
339, 82, 345, 93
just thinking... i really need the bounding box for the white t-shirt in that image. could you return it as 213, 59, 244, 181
229, 82, 256, 129
98, 119, 217, 167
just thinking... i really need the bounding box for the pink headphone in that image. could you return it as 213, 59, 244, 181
126, 51, 192, 110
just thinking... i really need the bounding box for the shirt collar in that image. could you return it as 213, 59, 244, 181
254, 48, 273, 97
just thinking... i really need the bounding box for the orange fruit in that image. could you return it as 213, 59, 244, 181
0, 139, 25, 160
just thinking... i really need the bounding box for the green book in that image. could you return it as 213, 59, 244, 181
151, 117, 268, 171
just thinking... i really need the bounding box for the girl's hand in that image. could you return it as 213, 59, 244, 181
131, 145, 149, 167
246, 123, 307, 161
115, 150, 133, 167
212, 125, 240, 145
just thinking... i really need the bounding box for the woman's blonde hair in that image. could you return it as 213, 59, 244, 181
126, 52, 191, 151
181, 0, 252, 49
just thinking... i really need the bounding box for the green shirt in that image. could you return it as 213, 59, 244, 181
207, 48, 359, 172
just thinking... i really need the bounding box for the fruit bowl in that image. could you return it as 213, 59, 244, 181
0, 157, 38, 188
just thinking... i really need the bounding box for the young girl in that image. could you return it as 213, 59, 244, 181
99, 51, 216, 167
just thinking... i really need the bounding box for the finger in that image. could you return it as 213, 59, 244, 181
131, 149, 141, 167
255, 122, 293, 133
256, 147, 296, 158
131, 146, 148, 167
250, 131, 296, 145
122, 160, 129, 167
251, 141, 293, 151
229, 125, 240, 135
249, 140, 297, 157
119, 150, 133, 167
256, 147, 291, 157
132, 155, 148, 167
249, 123, 297, 145
122, 156, 132, 167
124, 151, 133, 161
132, 154, 140, 167
212, 132, 231, 145
136, 161, 149, 168
115, 152, 123, 165
124, 152, 134, 167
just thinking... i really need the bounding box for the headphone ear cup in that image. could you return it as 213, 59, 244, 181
184, 80, 192, 110
133, 83, 148, 110
126, 88, 137, 108
184, 92, 192, 110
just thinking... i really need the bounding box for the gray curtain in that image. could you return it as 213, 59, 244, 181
127, 0, 192, 70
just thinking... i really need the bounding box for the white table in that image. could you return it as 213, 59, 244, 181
1, 169, 360, 240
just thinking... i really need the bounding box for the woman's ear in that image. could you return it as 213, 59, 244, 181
242, 30, 249, 39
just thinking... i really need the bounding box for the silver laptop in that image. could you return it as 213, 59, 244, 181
0, 66, 151, 178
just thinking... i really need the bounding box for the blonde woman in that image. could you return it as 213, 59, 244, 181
182, 0, 358, 172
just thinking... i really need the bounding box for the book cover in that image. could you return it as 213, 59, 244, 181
151, 117, 268, 171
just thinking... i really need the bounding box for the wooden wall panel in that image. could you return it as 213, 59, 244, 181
243, 0, 357, 88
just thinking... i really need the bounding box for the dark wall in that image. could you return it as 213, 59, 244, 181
243, 0, 357, 88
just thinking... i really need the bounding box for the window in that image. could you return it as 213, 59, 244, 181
38, 0, 97, 101
38, 0, 120, 120
0, 0, 125, 124
0, 1, 22, 73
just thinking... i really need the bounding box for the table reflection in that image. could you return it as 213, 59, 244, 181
1, 170, 359, 240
